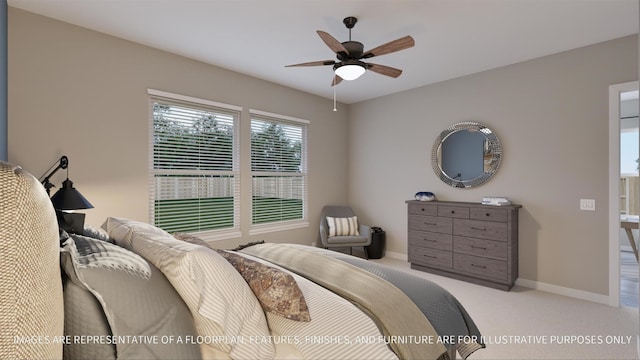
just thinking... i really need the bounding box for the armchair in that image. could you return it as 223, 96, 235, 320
319, 205, 371, 258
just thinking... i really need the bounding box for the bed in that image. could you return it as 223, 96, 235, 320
0, 160, 484, 360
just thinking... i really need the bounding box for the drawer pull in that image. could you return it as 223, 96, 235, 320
423, 254, 437, 259
485, 213, 491, 217
423, 238, 436, 242
470, 245, 487, 250
424, 222, 438, 226
450, 210, 455, 214
471, 263, 487, 269
471, 226, 487, 231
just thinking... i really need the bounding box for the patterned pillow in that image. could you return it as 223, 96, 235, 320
216, 250, 311, 322
326, 216, 360, 236
171, 233, 310, 322
173, 232, 209, 247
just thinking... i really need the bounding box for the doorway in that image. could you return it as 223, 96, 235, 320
609, 81, 639, 307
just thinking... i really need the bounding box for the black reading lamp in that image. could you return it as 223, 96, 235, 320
40, 155, 93, 234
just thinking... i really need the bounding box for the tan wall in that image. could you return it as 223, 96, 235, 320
7, 8, 350, 248
348, 35, 638, 295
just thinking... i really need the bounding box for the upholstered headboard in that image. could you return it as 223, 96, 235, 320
0, 161, 63, 359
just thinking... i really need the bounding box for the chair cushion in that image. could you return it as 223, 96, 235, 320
326, 235, 370, 245
326, 216, 360, 236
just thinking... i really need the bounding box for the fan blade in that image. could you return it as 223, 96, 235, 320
317, 30, 349, 55
362, 35, 415, 59
367, 63, 403, 78
331, 75, 343, 86
285, 60, 336, 67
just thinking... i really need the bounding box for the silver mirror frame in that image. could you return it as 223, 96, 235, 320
431, 121, 502, 188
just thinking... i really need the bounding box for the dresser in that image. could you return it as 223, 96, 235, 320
406, 200, 521, 291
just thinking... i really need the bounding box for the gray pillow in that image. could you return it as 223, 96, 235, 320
82, 224, 113, 243
61, 235, 201, 359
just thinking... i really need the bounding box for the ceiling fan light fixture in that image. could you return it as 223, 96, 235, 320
334, 61, 366, 81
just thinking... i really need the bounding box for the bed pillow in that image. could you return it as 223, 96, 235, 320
326, 216, 360, 236
171, 234, 309, 322
216, 250, 311, 322
82, 224, 113, 243
101, 216, 172, 246
173, 232, 209, 247
60, 234, 201, 360
110, 227, 275, 360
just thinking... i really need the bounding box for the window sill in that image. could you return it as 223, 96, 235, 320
249, 221, 309, 236
192, 229, 242, 242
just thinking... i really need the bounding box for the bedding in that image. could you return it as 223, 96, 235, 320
240, 243, 448, 360
274, 244, 485, 359
0, 161, 484, 360
176, 233, 311, 322
60, 233, 201, 359
214, 250, 312, 322
109, 225, 276, 360
94, 216, 481, 360
237, 251, 399, 360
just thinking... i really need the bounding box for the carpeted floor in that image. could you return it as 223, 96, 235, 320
370, 255, 639, 360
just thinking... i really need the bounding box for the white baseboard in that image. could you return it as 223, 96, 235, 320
388, 251, 611, 305
384, 250, 406, 261
515, 278, 610, 305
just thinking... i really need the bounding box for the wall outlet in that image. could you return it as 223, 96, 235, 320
580, 199, 596, 211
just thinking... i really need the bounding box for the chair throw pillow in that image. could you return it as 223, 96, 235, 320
326, 216, 360, 236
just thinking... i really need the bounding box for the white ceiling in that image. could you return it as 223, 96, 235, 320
8, 0, 640, 104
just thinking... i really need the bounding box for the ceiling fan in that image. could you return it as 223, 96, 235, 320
285, 16, 415, 86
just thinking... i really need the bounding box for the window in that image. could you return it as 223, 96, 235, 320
250, 110, 308, 232
149, 90, 240, 239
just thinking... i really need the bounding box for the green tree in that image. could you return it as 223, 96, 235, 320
153, 103, 234, 171
251, 122, 302, 172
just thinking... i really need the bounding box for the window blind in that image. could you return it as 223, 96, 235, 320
149, 91, 240, 237
250, 111, 308, 229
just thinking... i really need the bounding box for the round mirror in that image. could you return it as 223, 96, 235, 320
431, 121, 502, 188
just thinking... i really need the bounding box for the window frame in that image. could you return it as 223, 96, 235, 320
148, 89, 242, 241
249, 109, 309, 235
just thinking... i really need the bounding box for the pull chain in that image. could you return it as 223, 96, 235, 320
333, 82, 337, 111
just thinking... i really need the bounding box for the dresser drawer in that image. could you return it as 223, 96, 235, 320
437, 205, 470, 219
454, 218, 508, 241
407, 200, 520, 291
409, 246, 452, 269
409, 215, 452, 234
469, 207, 508, 222
454, 253, 507, 281
408, 203, 437, 216
409, 230, 452, 251
454, 236, 507, 260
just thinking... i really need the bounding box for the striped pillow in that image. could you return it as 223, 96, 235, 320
326, 216, 360, 236
108, 225, 275, 359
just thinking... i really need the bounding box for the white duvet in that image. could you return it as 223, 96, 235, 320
104, 217, 398, 360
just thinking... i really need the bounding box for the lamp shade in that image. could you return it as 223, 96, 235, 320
334, 61, 366, 81
50, 178, 94, 210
